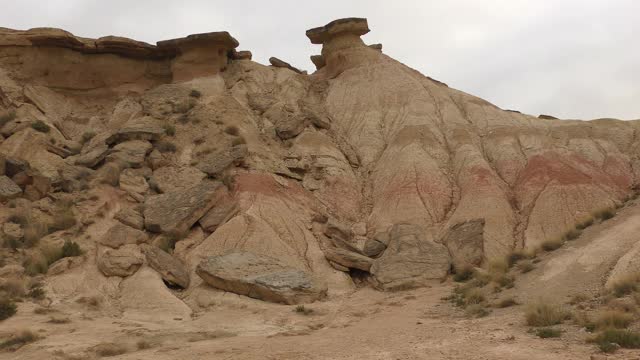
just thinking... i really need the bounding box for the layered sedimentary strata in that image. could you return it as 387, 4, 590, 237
1, 17, 639, 308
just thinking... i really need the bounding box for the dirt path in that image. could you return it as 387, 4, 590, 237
5, 283, 611, 360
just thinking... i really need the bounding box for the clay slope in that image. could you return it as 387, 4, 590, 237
0, 17, 639, 320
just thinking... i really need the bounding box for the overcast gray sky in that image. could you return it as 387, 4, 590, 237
1, 0, 638, 120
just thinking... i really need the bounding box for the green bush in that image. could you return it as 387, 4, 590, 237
0, 298, 17, 320
31, 120, 51, 133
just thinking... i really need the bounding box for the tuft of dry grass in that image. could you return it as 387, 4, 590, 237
294, 305, 314, 315
495, 297, 519, 308
525, 302, 570, 327
593, 310, 634, 330
610, 273, 640, 297
576, 216, 594, 230
562, 228, 582, 241
589, 329, 640, 352
593, 208, 616, 221
0, 278, 26, 299
536, 327, 562, 338
93, 342, 128, 357
0, 329, 38, 350
47, 316, 71, 324
541, 238, 564, 252
465, 304, 490, 318
0, 297, 17, 321
516, 260, 535, 274
463, 288, 486, 306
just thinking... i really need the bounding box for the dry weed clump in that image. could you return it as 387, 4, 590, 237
525, 302, 570, 327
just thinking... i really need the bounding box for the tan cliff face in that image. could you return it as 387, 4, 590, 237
1, 16, 640, 327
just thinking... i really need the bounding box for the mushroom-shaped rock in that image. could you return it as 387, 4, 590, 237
306, 18, 378, 75
157, 32, 239, 82
306, 18, 370, 44
196, 251, 327, 304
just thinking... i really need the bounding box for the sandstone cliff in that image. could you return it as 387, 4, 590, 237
0, 18, 639, 306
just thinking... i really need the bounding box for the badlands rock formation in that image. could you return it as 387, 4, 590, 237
0, 16, 639, 314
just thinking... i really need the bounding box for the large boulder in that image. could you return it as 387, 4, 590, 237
196, 251, 327, 304
0, 175, 21, 201
96, 245, 144, 277
195, 145, 247, 177
141, 245, 190, 288
99, 223, 148, 249
143, 180, 220, 234
370, 224, 450, 290
150, 166, 206, 194
321, 246, 373, 271
363, 232, 389, 258
114, 207, 144, 230
197, 186, 238, 232
442, 219, 485, 270
106, 140, 152, 167
105, 117, 165, 145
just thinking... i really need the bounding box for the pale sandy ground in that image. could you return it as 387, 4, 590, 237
5, 202, 640, 359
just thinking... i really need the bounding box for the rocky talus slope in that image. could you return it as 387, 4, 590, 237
1, 16, 639, 335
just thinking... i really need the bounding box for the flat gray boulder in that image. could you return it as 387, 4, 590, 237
371, 223, 450, 290
195, 145, 247, 177
442, 219, 485, 270
196, 251, 327, 304
144, 180, 220, 234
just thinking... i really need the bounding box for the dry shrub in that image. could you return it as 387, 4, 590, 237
563, 228, 582, 241
93, 342, 128, 357
155, 140, 177, 153
0, 109, 16, 126
49, 204, 77, 233
465, 304, 490, 318
590, 329, 640, 352
541, 238, 564, 252
136, 339, 152, 350
47, 316, 71, 324
594, 310, 634, 330
453, 266, 474, 282
516, 260, 535, 274
525, 302, 570, 327
593, 208, 615, 221
536, 327, 562, 338
576, 216, 594, 230
0, 278, 26, 299
496, 297, 519, 308
77, 295, 101, 309
463, 288, 486, 306
224, 125, 240, 136
0, 329, 38, 350
294, 305, 314, 315
611, 273, 640, 297
0, 298, 17, 321
31, 120, 50, 133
